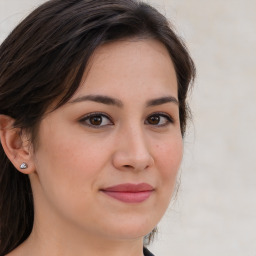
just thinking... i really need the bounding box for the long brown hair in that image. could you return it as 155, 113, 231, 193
0, 0, 195, 254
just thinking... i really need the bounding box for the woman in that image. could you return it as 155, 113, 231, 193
0, 0, 195, 255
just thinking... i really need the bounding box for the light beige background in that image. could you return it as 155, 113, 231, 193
1, 0, 255, 255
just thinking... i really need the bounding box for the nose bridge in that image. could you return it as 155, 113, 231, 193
127, 124, 148, 157
113, 122, 154, 171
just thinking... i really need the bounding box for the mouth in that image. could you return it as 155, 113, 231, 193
100, 183, 154, 203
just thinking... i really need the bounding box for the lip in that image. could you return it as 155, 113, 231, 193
101, 183, 154, 203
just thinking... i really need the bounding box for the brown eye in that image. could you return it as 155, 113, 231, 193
146, 113, 173, 126
90, 116, 102, 126
80, 113, 113, 128
147, 115, 160, 125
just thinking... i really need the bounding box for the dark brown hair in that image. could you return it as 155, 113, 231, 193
0, 0, 195, 254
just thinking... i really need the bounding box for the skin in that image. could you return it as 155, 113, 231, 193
2, 39, 183, 256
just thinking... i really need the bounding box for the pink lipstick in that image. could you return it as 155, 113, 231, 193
101, 183, 154, 203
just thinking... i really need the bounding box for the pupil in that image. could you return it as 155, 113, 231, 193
149, 116, 159, 124
90, 116, 102, 125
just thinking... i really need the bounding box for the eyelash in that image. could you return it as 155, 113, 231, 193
145, 112, 174, 127
79, 112, 174, 128
79, 112, 113, 128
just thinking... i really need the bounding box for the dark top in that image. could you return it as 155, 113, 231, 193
143, 247, 155, 256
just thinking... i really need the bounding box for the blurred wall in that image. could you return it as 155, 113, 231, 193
1, 0, 255, 255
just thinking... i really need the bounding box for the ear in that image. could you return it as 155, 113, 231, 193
0, 115, 35, 174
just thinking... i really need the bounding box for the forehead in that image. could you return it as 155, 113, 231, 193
72, 39, 178, 100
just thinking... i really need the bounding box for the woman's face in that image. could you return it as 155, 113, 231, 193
30, 39, 183, 242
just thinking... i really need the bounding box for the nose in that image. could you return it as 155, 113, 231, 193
112, 126, 154, 172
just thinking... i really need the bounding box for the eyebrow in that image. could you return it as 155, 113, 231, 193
146, 96, 179, 107
70, 95, 123, 107
70, 94, 179, 107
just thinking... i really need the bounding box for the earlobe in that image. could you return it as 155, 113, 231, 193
0, 114, 35, 174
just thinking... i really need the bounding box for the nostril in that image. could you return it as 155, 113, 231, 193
113, 151, 154, 171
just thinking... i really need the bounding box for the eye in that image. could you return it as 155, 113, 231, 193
79, 113, 113, 128
145, 113, 173, 126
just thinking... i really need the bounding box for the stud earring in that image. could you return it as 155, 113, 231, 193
20, 162, 28, 169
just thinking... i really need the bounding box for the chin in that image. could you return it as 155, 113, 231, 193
97, 214, 159, 241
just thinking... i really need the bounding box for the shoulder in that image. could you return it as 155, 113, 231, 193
143, 247, 155, 256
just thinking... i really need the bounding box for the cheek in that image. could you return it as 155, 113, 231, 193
154, 137, 183, 185
34, 126, 113, 200
36, 136, 101, 186
32, 131, 110, 220
148, 136, 183, 222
